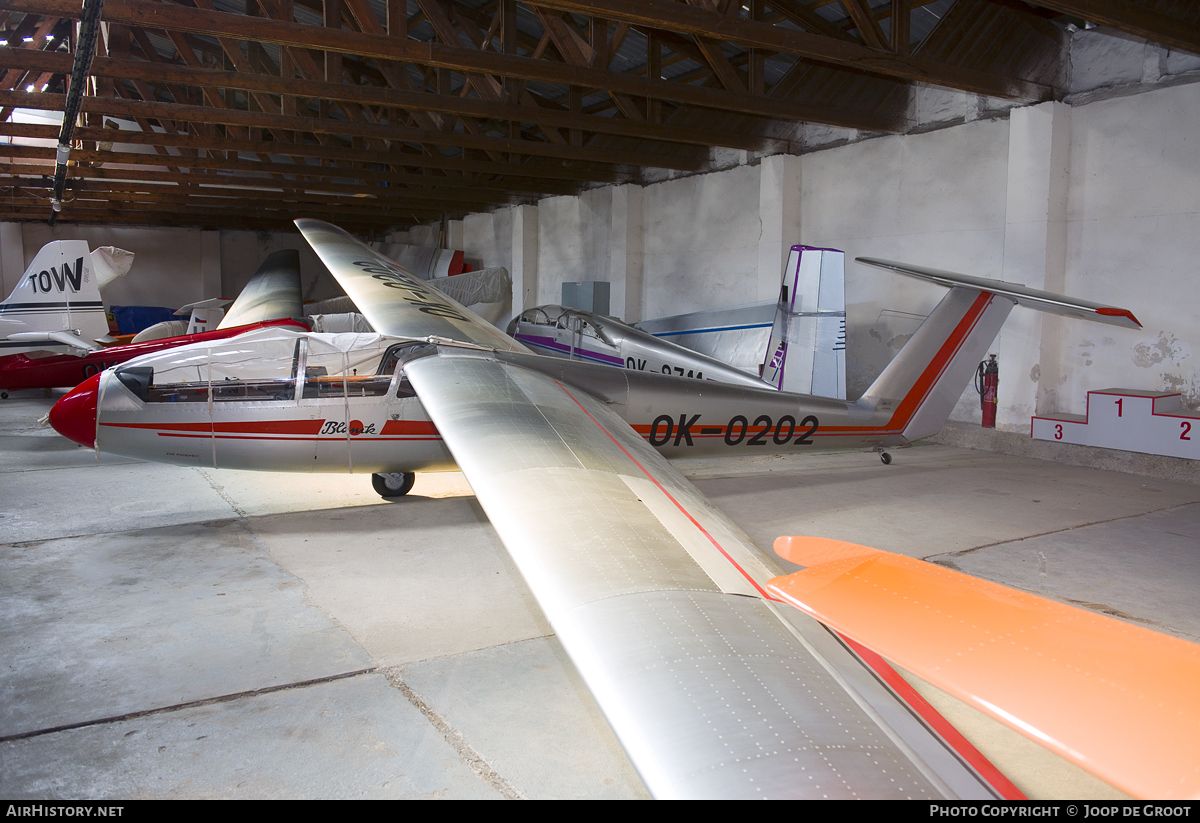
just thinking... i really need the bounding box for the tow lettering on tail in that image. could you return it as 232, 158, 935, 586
0, 242, 129, 356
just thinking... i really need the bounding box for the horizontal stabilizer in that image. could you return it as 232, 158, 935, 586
174, 297, 231, 316
856, 258, 1142, 329
768, 535, 1200, 800
7, 331, 100, 352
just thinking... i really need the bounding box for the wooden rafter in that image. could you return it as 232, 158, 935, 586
1027, 0, 1200, 56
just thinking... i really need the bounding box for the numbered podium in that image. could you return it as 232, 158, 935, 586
1031, 388, 1200, 459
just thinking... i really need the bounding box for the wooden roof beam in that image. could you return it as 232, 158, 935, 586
0, 45, 803, 153
524, 0, 1052, 99
2, 0, 906, 129
1024, 0, 1200, 56
0, 124, 632, 184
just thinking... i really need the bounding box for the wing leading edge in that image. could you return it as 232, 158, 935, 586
404, 349, 1000, 799
295, 219, 524, 352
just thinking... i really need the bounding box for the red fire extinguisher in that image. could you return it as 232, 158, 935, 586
976, 354, 998, 428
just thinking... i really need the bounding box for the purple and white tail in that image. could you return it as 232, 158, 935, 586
760, 246, 846, 398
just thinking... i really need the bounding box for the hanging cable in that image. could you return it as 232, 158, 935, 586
49, 0, 104, 227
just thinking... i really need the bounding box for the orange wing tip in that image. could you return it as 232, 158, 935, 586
767, 537, 1200, 800
772, 535, 883, 567
1096, 307, 1142, 327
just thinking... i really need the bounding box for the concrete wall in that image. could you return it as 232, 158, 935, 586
1056, 82, 1200, 413
640, 163, 764, 320
798, 116, 1012, 414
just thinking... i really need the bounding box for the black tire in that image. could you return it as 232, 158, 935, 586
372, 472, 416, 498
880, 452, 892, 465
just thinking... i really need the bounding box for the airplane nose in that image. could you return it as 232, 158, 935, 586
50, 372, 101, 449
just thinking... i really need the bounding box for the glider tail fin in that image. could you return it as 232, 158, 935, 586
760, 246, 847, 398
217, 249, 304, 330
0, 240, 113, 354
853, 259, 1141, 443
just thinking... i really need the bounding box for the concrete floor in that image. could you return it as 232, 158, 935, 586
2, 388, 1198, 799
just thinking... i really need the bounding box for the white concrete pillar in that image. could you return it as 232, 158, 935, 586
446, 219, 464, 251
409, 224, 438, 247
998, 101, 1072, 431
0, 222, 24, 298
610, 184, 644, 323
511, 204, 539, 315
756, 153, 802, 301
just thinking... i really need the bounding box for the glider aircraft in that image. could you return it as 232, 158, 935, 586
0, 250, 308, 396
508, 302, 770, 388
49, 220, 1147, 799
509, 245, 846, 398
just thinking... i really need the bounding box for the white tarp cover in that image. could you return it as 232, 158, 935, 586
120, 328, 398, 386
90, 246, 135, 291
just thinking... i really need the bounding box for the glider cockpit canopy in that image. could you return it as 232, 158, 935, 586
110, 328, 428, 404
514, 304, 614, 346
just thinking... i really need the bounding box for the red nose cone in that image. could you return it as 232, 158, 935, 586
50, 372, 101, 449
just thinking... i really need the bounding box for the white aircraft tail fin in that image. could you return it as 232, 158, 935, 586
760, 246, 847, 398
217, 249, 303, 330
0, 240, 119, 355
148, 249, 304, 339
181, 300, 227, 335
854, 259, 1141, 443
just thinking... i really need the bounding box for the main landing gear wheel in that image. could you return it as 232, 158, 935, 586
880, 452, 892, 465
372, 472, 415, 498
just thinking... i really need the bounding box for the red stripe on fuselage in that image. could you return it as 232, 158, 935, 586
381, 420, 439, 437
101, 418, 444, 442
103, 419, 324, 435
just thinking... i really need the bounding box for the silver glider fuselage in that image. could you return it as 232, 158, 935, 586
508, 304, 770, 390
508, 244, 849, 401
88, 283, 1010, 472
87, 331, 858, 474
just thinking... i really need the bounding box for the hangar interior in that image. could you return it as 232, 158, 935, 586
2, 0, 1199, 800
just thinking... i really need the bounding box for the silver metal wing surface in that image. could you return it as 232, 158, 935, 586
404, 348, 1000, 800
295, 218, 525, 352
296, 218, 1001, 798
